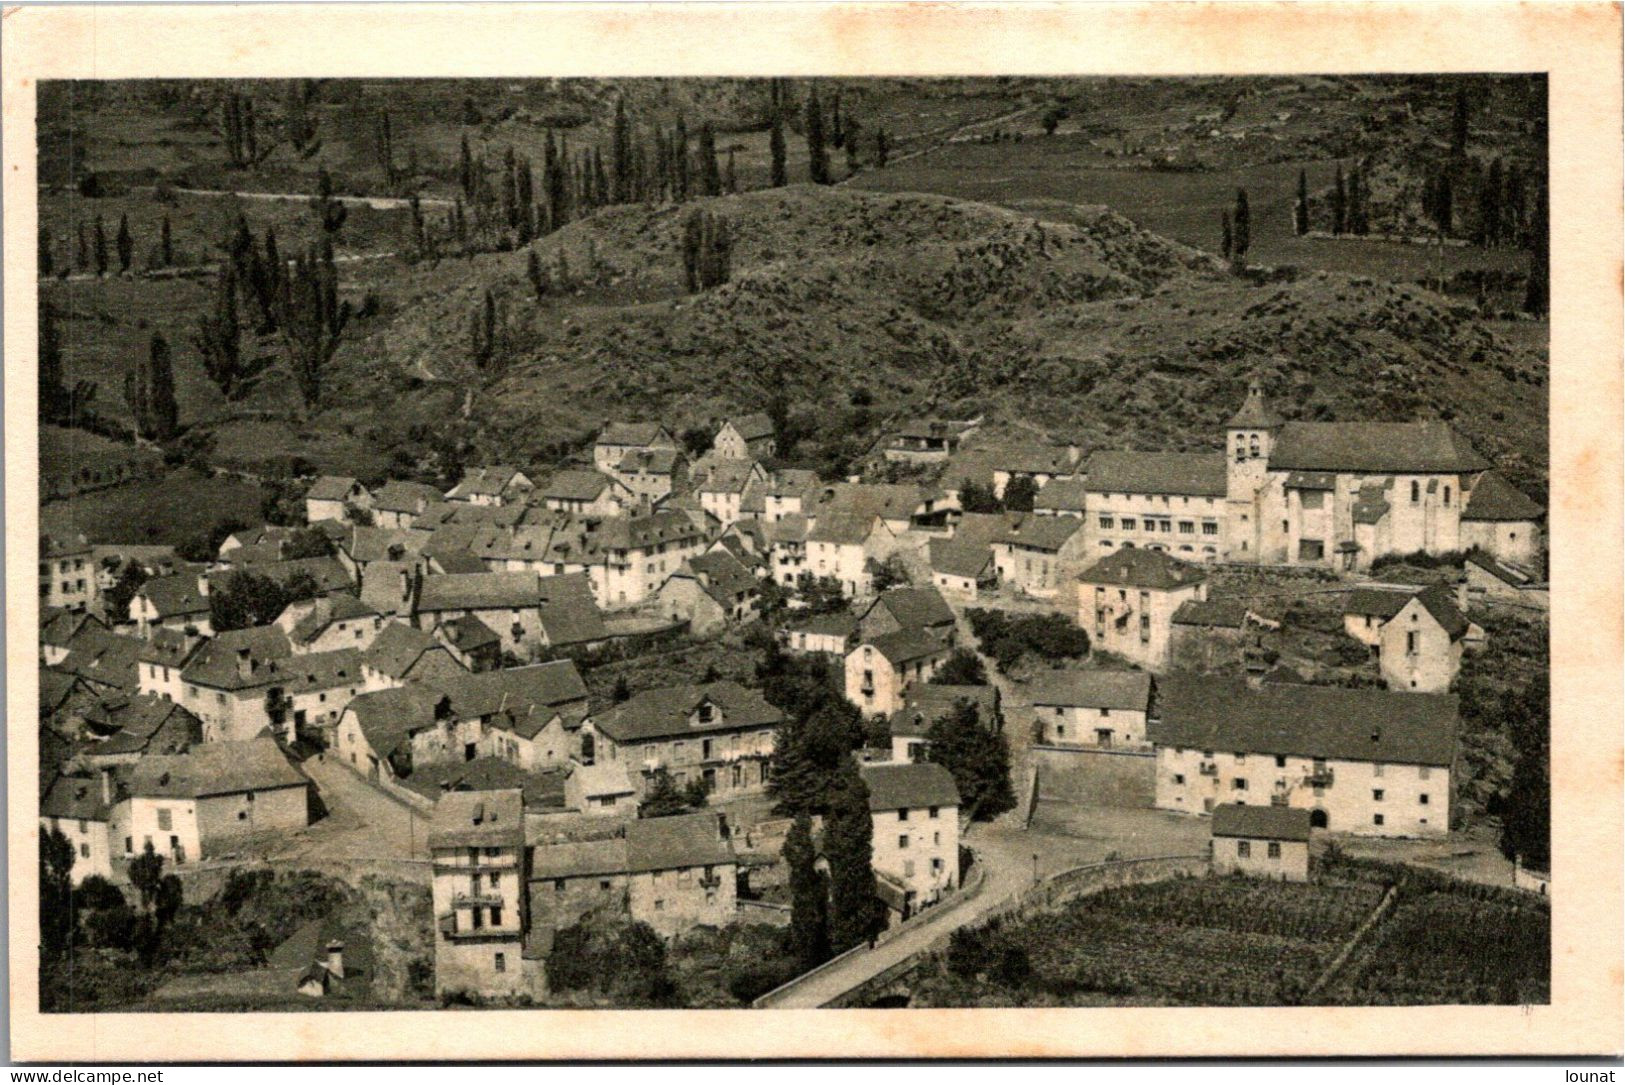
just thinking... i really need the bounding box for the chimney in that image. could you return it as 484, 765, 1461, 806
1455, 580, 1469, 612
236, 646, 254, 679
1370, 727, 1382, 744
197, 574, 210, 598
325, 940, 345, 980
100, 768, 115, 806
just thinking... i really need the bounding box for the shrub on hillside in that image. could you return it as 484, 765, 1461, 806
966, 609, 1090, 672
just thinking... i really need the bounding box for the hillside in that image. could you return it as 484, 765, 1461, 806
328, 185, 1545, 498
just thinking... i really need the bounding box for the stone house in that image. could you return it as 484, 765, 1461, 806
176, 626, 365, 744
304, 476, 371, 525
766, 514, 812, 587
1459, 470, 1544, 567
806, 513, 899, 599
433, 615, 504, 674
124, 736, 310, 865
541, 470, 634, 517
585, 682, 785, 801
928, 538, 995, 601
41, 772, 119, 884
779, 611, 857, 657
887, 684, 999, 763
1032, 477, 1089, 519
992, 513, 1089, 597
360, 621, 469, 691
1210, 803, 1311, 881
430, 789, 533, 999
653, 550, 761, 636
884, 419, 979, 464
845, 628, 951, 718
414, 570, 606, 659
1150, 675, 1456, 838
445, 466, 535, 507
712, 413, 776, 461
274, 595, 386, 655
1169, 600, 1253, 673
990, 443, 1081, 501
594, 422, 678, 475
860, 761, 961, 921
1028, 668, 1152, 748
41, 533, 96, 614
583, 510, 711, 609
857, 586, 957, 646
129, 571, 213, 637
1465, 551, 1547, 607
369, 481, 446, 530
613, 447, 689, 505
1076, 548, 1209, 672
694, 459, 769, 527
1083, 451, 1228, 563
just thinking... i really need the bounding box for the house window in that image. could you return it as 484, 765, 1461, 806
1173, 774, 1185, 785
1179, 521, 1194, 535
1419, 793, 1430, 805
600, 880, 611, 891
898, 836, 909, 849
1121, 518, 1136, 532
157, 808, 172, 831
1411, 481, 1420, 503
1275, 755, 1287, 768
1267, 842, 1281, 859
1373, 789, 1384, 801
654, 899, 665, 911
1232, 779, 1247, 791
494, 953, 506, 973
1374, 813, 1386, 826
898, 809, 909, 822
1406, 631, 1419, 655
1237, 841, 1252, 858
1443, 485, 1451, 506
1099, 516, 1114, 530
928, 806, 939, 819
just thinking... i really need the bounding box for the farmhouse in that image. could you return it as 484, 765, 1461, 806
887, 683, 999, 763
860, 761, 961, 921
370, 481, 445, 530
1076, 547, 1209, 671
126, 736, 310, 865
1150, 675, 1456, 838
541, 470, 633, 517
857, 586, 957, 645
807, 513, 898, 599
845, 629, 951, 718
928, 538, 995, 600
992, 513, 1089, 597
780, 610, 857, 657
653, 549, 761, 636
1210, 803, 1311, 881
1459, 470, 1544, 567
594, 422, 678, 474
414, 570, 606, 658
1028, 668, 1152, 748
41, 533, 96, 613
585, 682, 784, 801
304, 476, 370, 525
445, 466, 534, 507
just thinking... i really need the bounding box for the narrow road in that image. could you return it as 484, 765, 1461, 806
274, 754, 434, 863
131, 184, 455, 211
838, 103, 1044, 184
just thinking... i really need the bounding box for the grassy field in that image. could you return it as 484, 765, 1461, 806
39, 468, 268, 546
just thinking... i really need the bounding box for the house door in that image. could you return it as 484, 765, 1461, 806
465, 743, 478, 762
703, 767, 717, 792
1095, 729, 1113, 748
1310, 808, 1329, 830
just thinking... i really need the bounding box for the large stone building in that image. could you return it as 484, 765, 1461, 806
1150, 675, 1456, 838
584, 682, 784, 801
860, 761, 961, 921
1075, 548, 1209, 671
430, 789, 533, 999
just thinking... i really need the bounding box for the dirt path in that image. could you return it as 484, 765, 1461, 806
837, 103, 1044, 184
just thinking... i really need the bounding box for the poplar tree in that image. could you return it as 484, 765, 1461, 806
1294, 168, 1310, 235
38, 226, 53, 278
93, 215, 108, 277
875, 128, 889, 169
126, 333, 178, 441
116, 213, 134, 274
784, 814, 831, 971
805, 85, 830, 185
824, 758, 883, 952
193, 267, 243, 399
724, 149, 738, 195
1231, 187, 1251, 263
769, 93, 788, 188
160, 214, 174, 267
1331, 162, 1346, 235
611, 96, 632, 204
697, 123, 721, 197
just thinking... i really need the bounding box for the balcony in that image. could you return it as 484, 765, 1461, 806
1198, 762, 1219, 777
1305, 768, 1335, 788
452, 890, 505, 908
698, 873, 724, 891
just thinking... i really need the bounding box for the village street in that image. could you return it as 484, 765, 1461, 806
273, 755, 433, 866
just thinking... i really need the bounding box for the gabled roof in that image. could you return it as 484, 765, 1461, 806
808, 512, 884, 546
997, 513, 1083, 552
1269, 421, 1490, 474
996, 443, 1079, 475
723, 413, 776, 443
599, 422, 672, 448
626, 811, 737, 873
370, 480, 444, 515
929, 538, 993, 580
178, 625, 294, 690
672, 550, 759, 608
132, 736, 307, 799
543, 470, 619, 503
55, 630, 146, 692
1171, 599, 1249, 628
207, 557, 353, 598
591, 510, 707, 552
283, 595, 379, 645
811, 482, 950, 524
1463, 471, 1544, 522
1084, 451, 1228, 498
345, 684, 448, 759
137, 572, 210, 620
1026, 669, 1151, 711
1211, 802, 1311, 842
447, 466, 529, 499
616, 447, 684, 475
786, 610, 858, 639
1466, 550, 1541, 588
363, 622, 454, 679
597, 681, 783, 744
536, 573, 608, 646
1033, 478, 1090, 512
42, 608, 107, 648
91, 694, 201, 757
860, 761, 961, 812
1077, 547, 1207, 591
888, 684, 998, 739
427, 788, 524, 849
1150, 675, 1457, 766
403, 757, 565, 809
865, 628, 951, 667
531, 834, 630, 880
306, 476, 362, 503
867, 586, 956, 630
341, 527, 423, 564
1344, 587, 1414, 620
695, 459, 764, 495
417, 571, 544, 612
442, 613, 501, 652
43, 774, 114, 821
436, 660, 590, 720
1411, 585, 1471, 641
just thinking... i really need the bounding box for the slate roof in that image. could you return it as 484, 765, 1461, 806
998, 513, 1084, 551
42, 608, 106, 649
1211, 802, 1312, 842
89, 692, 201, 757
724, 413, 776, 443
363, 622, 452, 679
860, 761, 961, 812
1344, 588, 1414, 621
1172, 599, 1249, 628
785, 611, 858, 639
1227, 388, 1284, 429
807, 512, 882, 546
591, 510, 707, 552
447, 466, 528, 499
131, 736, 307, 799
306, 476, 361, 503
1084, 451, 1227, 498
1033, 478, 1090, 512
696, 459, 763, 494
1077, 547, 1208, 591
544, 470, 619, 503
1269, 421, 1490, 474
342, 527, 423, 564
1352, 480, 1392, 525
1466, 551, 1541, 588
866, 628, 950, 667
1463, 471, 1544, 522
616, 447, 683, 474
42, 533, 91, 559
811, 482, 948, 524
929, 538, 993, 579
537, 574, 609, 646
137, 573, 210, 620
1412, 585, 1471, 641
531, 834, 629, 880
626, 811, 736, 873
178, 626, 294, 690
428, 550, 488, 575
285, 596, 380, 645
599, 422, 671, 447
889, 685, 999, 738
207, 557, 353, 598
402, 757, 566, 809
370, 480, 444, 515
345, 685, 448, 759
436, 660, 590, 721
43, 774, 113, 821
997, 443, 1079, 475
442, 614, 500, 652
1150, 675, 1457, 766
673, 551, 758, 607
55, 630, 146, 692
417, 571, 545, 612
868, 587, 956, 630
596, 682, 783, 744
1026, 669, 1151, 711
427, 789, 524, 849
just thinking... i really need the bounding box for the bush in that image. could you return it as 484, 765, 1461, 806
966, 609, 1090, 672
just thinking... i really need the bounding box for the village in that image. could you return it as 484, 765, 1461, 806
39, 378, 1552, 1008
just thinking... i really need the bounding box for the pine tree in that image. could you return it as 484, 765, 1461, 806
377, 109, 395, 188
784, 813, 831, 971
805, 85, 830, 185
1231, 187, 1251, 263
611, 96, 632, 204
159, 214, 173, 267
769, 95, 788, 188
116, 213, 134, 274
1331, 162, 1346, 235
824, 758, 883, 952
313, 167, 348, 237
1479, 156, 1505, 247
1294, 168, 1310, 235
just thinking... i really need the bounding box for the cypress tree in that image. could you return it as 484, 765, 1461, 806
805, 85, 830, 185
193, 267, 243, 399
697, 123, 721, 197
611, 96, 632, 204
160, 214, 173, 267
469, 288, 496, 369
769, 96, 788, 188
93, 215, 108, 277
1346, 163, 1362, 235
673, 117, 691, 201
845, 117, 861, 175
527, 248, 547, 300
1232, 187, 1251, 262
875, 128, 889, 169
784, 813, 831, 972
116, 213, 134, 274
1450, 86, 1470, 157
76, 221, 89, 270
1219, 209, 1232, 261
1294, 168, 1310, 235
38, 296, 67, 422
127, 332, 179, 441
1480, 156, 1504, 247
1331, 162, 1346, 235
724, 148, 737, 195
824, 758, 883, 952
459, 133, 474, 199
831, 91, 844, 149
